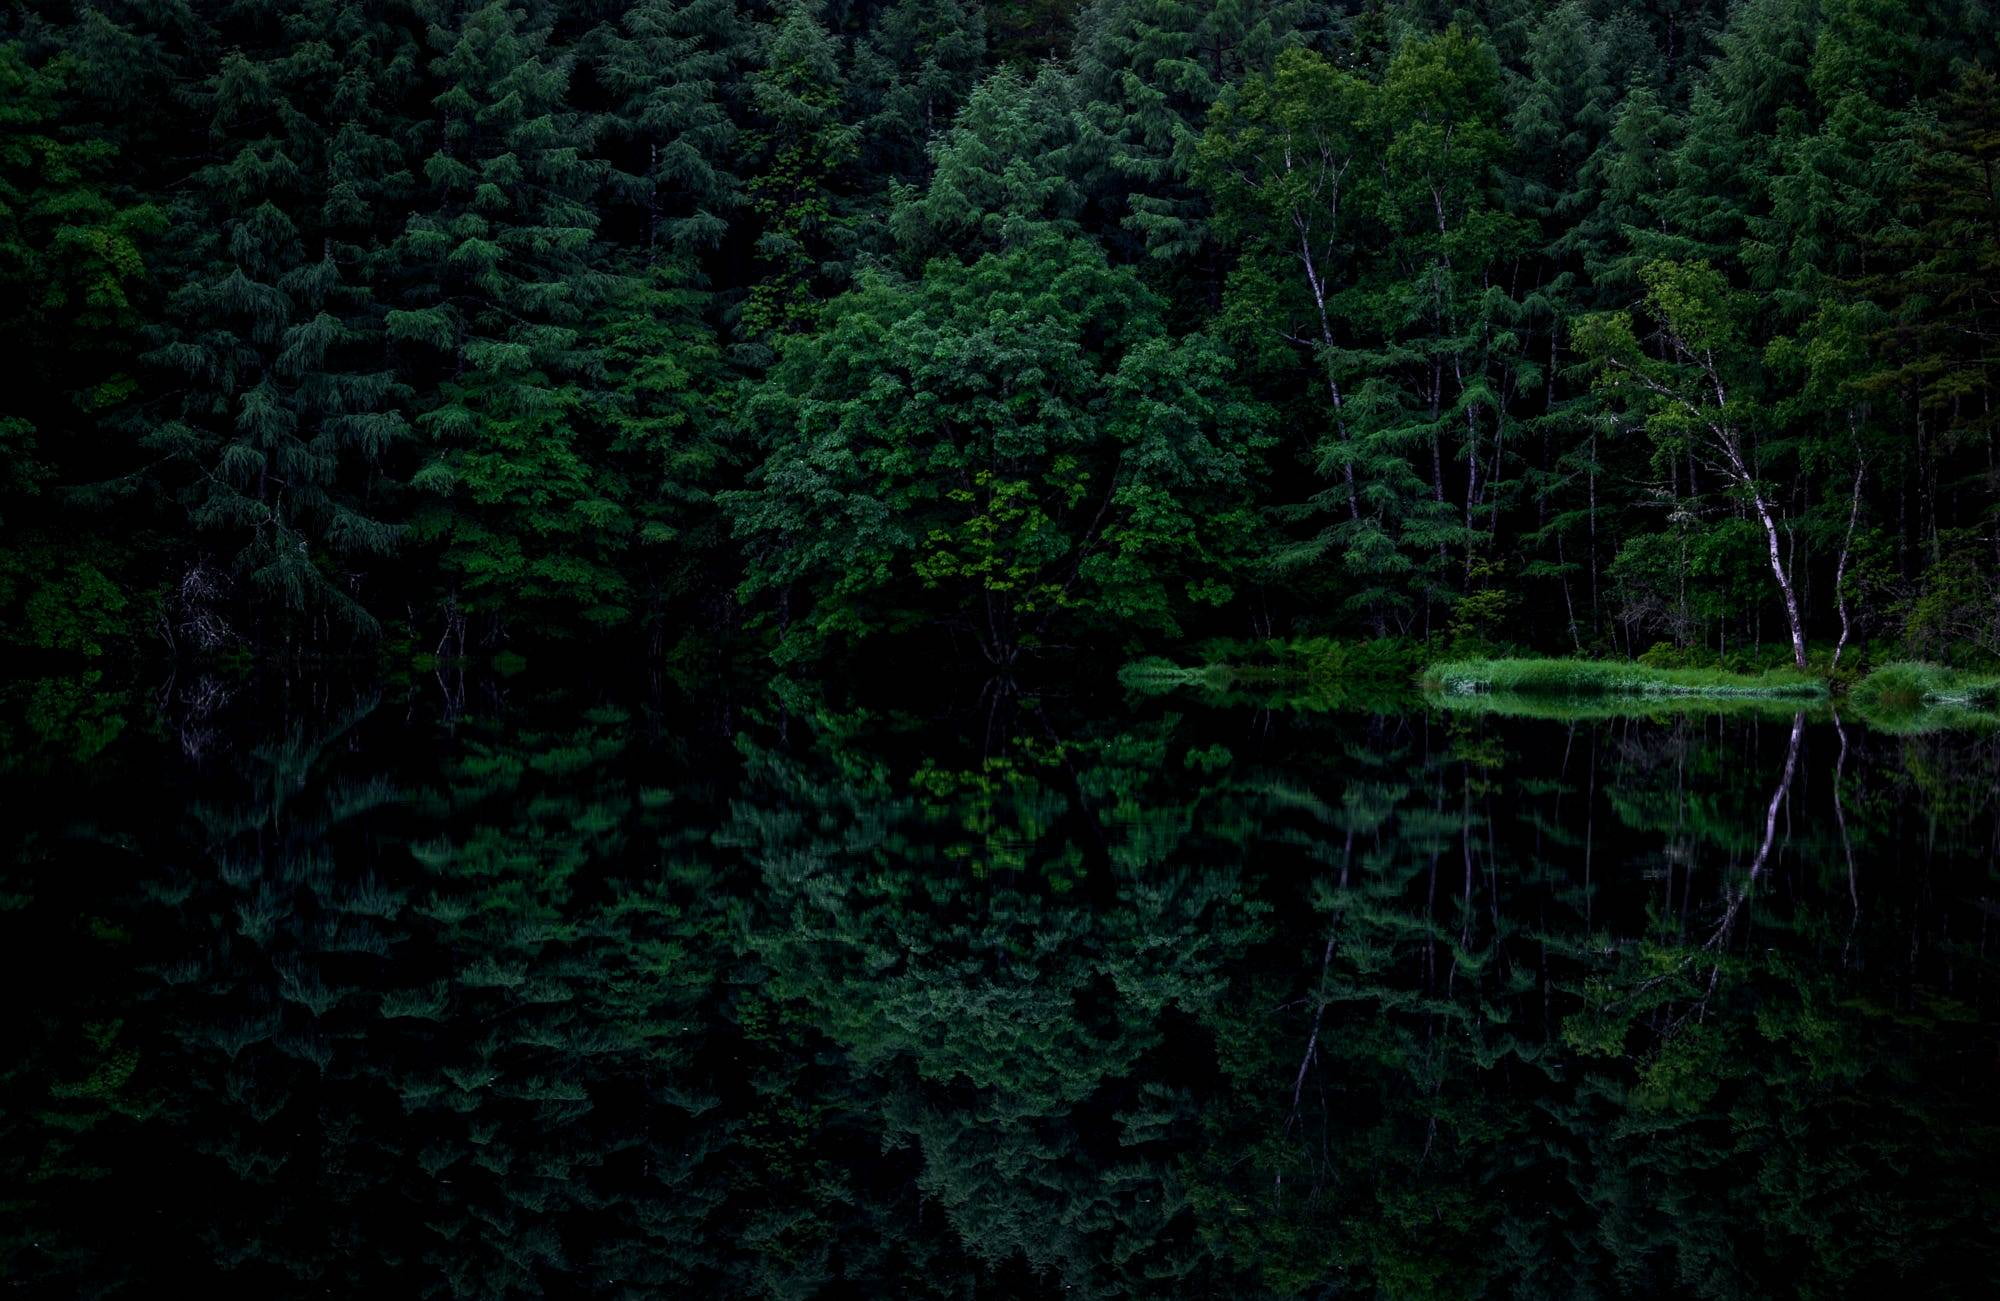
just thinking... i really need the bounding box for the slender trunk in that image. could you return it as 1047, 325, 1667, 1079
1746, 482, 1807, 670
1557, 531, 1581, 652
1428, 360, 1445, 503
1831, 456, 1865, 678
1587, 434, 1599, 638
1833, 712, 1860, 963
1296, 220, 1361, 520
1707, 710, 1803, 953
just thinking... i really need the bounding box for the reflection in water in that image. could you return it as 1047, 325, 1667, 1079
2, 675, 1996, 1297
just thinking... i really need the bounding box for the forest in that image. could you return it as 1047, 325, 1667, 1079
1, 0, 1997, 677
6, 6, 2000, 1296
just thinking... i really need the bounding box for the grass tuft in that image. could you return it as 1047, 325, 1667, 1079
1850, 661, 2000, 709
1848, 661, 2000, 732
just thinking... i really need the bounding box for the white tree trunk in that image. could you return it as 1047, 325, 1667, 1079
1746, 484, 1808, 670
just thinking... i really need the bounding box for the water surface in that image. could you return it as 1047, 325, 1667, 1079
4, 672, 1996, 1297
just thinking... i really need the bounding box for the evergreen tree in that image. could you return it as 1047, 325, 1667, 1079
849, 0, 987, 194
588, 0, 748, 257
135, 1, 419, 643
889, 64, 1085, 261
739, 0, 857, 341
1071, 0, 1331, 267
390, 1, 632, 640
0, 38, 163, 655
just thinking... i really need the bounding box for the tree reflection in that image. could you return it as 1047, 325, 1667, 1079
1, 679, 1994, 1296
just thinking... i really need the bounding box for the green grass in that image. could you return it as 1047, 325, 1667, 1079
1118, 657, 1236, 693
1850, 661, 2000, 708
1424, 657, 1828, 699
1847, 661, 2000, 732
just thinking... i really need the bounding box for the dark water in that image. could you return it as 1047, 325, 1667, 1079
4, 671, 1997, 1298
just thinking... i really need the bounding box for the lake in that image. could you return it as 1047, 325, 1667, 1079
4, 669, 1996, 1297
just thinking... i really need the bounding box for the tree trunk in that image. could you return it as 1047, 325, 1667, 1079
1746, 484, 1808, 670
1831, 457, 1865, 678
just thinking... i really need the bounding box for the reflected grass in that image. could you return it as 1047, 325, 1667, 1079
1121, 639, 1424, 712
1425, 686, 1830, 724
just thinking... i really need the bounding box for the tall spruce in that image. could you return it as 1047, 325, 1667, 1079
390, 1, 631, 642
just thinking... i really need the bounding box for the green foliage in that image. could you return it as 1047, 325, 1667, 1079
740, 1, 858, 339
728, 236, 1266, 663
2, 0, 2000, 670
1902, 530, 2000, 661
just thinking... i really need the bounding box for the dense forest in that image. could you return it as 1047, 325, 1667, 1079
3, 0, 1998, 673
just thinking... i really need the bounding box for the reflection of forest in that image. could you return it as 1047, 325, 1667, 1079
3, 674, 1996, 1297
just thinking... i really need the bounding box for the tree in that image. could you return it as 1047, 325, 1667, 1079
389, 1, 633, 641
588, 0, 749, 257
1578, 260, 1809, 668
888, 64, 1085, 261
0, 39, 163, 655
129, 2, 420, 644
726, 236, 1266, 664
739, 0, 857, 340
1071, 0, 1329, 266
1198, 47, 1373, 525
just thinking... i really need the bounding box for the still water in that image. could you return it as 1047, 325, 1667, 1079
4, 671, 1996, 1297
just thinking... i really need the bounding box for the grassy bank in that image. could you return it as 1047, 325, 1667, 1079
1425, 657, 1828, 699
1847, 662, 2000, 732
1850, 661, 2000, 709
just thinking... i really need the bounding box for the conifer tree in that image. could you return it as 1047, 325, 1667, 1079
390, 1, 632, 640
1071, 0, 1328, 266
588, 0, 748, 257
0, 38, 163, 654
850, 0, 987, 193
135, 2, 418, 643
888, 64, 1085, 260
739, 0, 857, 341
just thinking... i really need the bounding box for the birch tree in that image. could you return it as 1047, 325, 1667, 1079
1578, 259, 1809, 668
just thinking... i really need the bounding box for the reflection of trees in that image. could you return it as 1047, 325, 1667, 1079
721, 703, 1268, 1297
3, 684, 1996, 1297
1190, 709, 1999, 1299
5, 681, 749, 1296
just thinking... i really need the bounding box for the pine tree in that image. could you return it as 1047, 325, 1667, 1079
1351, 24, 1531, 632
888, 64, 1085, 260
1196, 47, 1382, 615
1071, 0, 1330, 266
739, 0, 858, 341
849, 0, 987, 193
0, 39, 163, 655
134, 1, 419, 643
390, 1, 632, 640
588, 0, 748, 256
